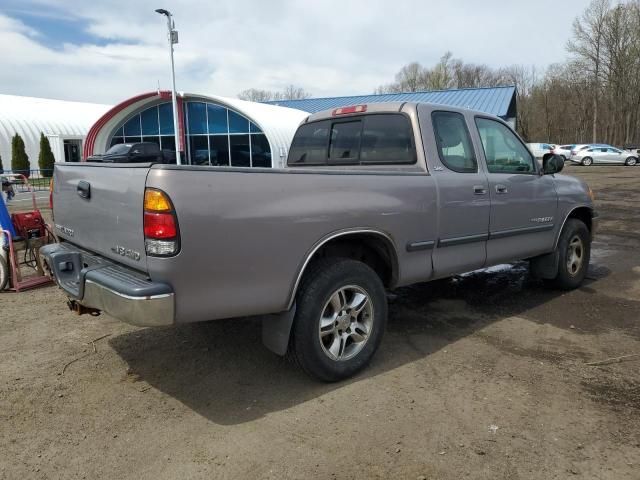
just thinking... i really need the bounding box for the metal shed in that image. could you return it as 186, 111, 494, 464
267, 86, 517, 128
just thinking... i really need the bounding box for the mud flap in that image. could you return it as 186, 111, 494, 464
530, 250, 559, 279
262, 303, 296, 356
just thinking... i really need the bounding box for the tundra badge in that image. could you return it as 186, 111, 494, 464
111, 245, 141, 261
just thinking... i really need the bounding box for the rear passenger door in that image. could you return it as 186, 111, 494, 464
424, 109, 491, 277
473, 117, 558, 264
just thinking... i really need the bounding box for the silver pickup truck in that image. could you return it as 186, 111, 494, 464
42, 102, 597, 381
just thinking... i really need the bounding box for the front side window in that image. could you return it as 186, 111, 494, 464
475, 117, 535, 174
432, 111, 477, 173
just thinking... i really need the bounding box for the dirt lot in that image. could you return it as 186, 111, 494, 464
1, 166, 639, 480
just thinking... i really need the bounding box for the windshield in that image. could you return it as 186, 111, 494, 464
105, 143, 133, 155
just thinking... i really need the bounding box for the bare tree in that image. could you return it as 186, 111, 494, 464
279, 85, 312, 100
567, 0, 610, 142
238, 85, 311, 102
238, 88, 278, 102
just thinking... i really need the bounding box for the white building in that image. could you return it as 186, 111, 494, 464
0, 94, 111, 171
83, 91, 308, 168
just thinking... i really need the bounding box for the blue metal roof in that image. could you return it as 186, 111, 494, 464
266, 85, 516, 117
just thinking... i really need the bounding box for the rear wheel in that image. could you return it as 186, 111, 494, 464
289, 258, 387, 382
625, 157, 637, 166
582, 157, 593, 166
544, 219, 591, 290
0, 255, 9, 291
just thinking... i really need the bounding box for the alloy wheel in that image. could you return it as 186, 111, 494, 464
318, 285, 374, 361
566, 235, 584, 277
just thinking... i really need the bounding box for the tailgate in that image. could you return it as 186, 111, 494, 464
52, 163, 150, 272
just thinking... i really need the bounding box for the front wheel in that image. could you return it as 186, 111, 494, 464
625, 157, 637, 166
544, 218, 591, 290
582, 157, 593, 166
289, 258, 387, 382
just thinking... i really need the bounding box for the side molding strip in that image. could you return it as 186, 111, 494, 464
406, 240, 435, 252
438, 233, 489, 248
489, 223, 554, 240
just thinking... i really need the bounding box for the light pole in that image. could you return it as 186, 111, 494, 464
155, 8, 182, 165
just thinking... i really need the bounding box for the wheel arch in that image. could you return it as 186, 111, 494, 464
554, 205, 594, 248
286, 229, 399, 310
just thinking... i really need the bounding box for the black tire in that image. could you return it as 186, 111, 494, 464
545, 219, 591, 290
625, 157, 637, 166
289, 258, 387, 382
0, 255, 9, 291
582, 157, 593, 166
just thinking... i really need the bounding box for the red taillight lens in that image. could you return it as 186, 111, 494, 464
144, 212, 177, 239
143, 188, 179, 256
332, 105, 367, 116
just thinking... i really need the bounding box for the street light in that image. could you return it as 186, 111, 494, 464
155, 8, 182, 165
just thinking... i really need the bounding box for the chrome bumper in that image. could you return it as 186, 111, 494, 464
41, 242, 174, 327
81, 279, 175, 327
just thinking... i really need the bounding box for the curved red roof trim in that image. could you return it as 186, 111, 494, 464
83, 91, 170, 160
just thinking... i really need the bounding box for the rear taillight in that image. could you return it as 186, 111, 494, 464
143, 188, 179, 256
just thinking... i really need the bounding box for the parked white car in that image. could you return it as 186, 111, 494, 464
527, 143, 555, 159
570, 146, 638, 166
552, 145, 574, 160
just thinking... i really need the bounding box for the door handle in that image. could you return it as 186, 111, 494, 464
473, 185, 487, 195
495, 184, 508, 194
77, 181, 91, 199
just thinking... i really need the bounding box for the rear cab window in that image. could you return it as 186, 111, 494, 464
288, 113, 416, 167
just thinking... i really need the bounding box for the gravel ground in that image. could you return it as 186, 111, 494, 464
1, 166, 639, 479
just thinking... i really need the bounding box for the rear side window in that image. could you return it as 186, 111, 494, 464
287, 114, 416, 166
360, 114, 415, 164
143, 143, 160, 155
288, 120, 331, 165
432, 111, 477, 173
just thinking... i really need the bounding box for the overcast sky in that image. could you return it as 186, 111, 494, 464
0, 0, 592, 105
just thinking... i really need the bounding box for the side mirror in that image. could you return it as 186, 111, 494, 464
543, 154, 564, 175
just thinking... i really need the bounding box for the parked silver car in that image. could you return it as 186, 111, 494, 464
570, 146, 638, 166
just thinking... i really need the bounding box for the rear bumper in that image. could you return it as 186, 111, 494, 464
40, 242, 174, 327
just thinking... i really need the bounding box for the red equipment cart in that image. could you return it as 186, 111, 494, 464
0, 174, 55, 292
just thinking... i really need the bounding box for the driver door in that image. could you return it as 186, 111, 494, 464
473, 117, 558, 264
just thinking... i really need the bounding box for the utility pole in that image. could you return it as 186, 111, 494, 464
155, 8, 182, 164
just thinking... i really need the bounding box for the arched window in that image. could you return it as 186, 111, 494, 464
109, 101, 272, 167
110, 103, 177, 152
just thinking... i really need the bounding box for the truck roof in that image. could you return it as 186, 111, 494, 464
304, 101, 501, 124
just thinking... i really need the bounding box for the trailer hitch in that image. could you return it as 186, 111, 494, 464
67, 299, 101, 317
